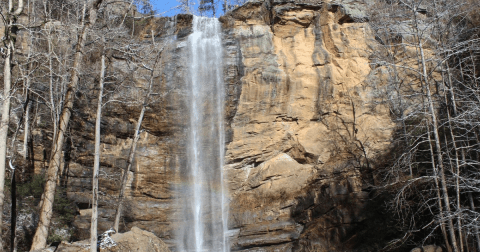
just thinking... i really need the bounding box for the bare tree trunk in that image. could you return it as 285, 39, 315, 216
413, 34, 452, 251
30, 0, 103, 249
427, 120, 452, 252
9, 97, 31, 252
0, 0, 24, 249
6, 91, 32, 252
23, 43, 33, 162
0, 43, 13, 252
23, 95, 31, 160
10, 167, 16, 252
444, 63, 465, 252
47, 36, 58, 143
90, 39, 106, 252
113, 38, 162, 232
120, 0, 135, 26
469, 43, 478, 87
471, 131, 480, 252
113, 106, 145, 232
409, 7, 458, 248
418, 39, 459, 252
468, 192, 480, 252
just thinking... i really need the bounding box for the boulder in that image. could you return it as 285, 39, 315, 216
56, 227, 170, 252
410, 245, 445, 252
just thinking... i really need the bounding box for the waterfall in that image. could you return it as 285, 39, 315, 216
176, 16, 227, 252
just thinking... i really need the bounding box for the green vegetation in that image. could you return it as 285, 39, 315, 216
17, 174, 45, 199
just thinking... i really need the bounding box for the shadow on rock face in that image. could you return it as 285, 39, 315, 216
290, 165, 399, 252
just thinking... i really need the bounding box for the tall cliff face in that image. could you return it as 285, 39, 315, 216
65, 14, 195, 245
220, 0, 394, 251
55, 0, 395, 251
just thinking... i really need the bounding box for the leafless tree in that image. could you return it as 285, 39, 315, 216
177, 0, 191, 14
0, 0, 24, 250
113, 31, 164, 232
89, 4, 141, 248
30, 0, 104, 249
368, 0, 480, 251
90, 34, 106, 252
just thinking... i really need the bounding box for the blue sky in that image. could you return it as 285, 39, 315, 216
149, 0, 230, 17
151, 0, 181, 17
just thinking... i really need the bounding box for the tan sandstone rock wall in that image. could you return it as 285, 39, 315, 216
220, 0, 394, 250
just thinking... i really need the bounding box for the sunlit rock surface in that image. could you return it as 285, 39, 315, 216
220, 0, 392, 250
55, 227, 170, 252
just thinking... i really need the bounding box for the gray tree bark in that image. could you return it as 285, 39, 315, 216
113, 106, 145, 232
30, 0, 103, 249
418, 35, 459, 252
0, 0, 24, 250
113, 39, 163, 232
90, 38, 106, 252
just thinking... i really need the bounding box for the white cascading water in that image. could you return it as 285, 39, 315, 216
176, 16, 227, 252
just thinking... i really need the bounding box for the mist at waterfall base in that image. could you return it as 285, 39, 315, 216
175, 16, 228, 252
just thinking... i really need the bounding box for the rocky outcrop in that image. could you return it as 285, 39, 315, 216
55, 227, 170, 252
26, 0, 395, 251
